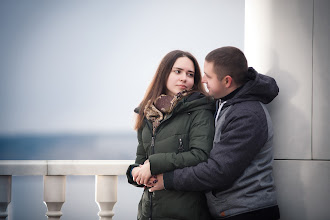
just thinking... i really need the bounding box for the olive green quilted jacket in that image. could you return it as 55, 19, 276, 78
127, 92, 215, 220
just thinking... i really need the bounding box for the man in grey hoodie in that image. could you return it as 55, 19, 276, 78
147, 46, 280, 220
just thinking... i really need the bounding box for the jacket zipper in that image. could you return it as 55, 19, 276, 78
146, 115, 170, 220
178, 138, 184, 152
145, 119, 155, 220
148, 136, 155, 220
145, 98, 190, 219
145, 121, 153, 159
151, 136, 155, 154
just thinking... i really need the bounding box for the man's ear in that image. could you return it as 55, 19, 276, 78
224, 75, 233, 88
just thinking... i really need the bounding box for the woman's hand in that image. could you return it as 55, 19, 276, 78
132, 166, 141, 182
134, 160, 152, 185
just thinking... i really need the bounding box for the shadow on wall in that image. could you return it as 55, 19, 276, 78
266, 50, 310, 160
265, 51, 307, 219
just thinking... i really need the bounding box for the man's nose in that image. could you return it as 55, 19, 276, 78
201, 75, 206, 83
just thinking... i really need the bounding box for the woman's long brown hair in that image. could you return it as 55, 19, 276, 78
134, 50, 206, 130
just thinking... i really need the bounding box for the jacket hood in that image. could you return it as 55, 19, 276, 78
226, 67, 279, 106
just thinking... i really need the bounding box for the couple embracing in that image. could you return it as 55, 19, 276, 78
127, 46, 280, 220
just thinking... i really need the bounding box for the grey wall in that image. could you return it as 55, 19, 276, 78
245, 0, 330, 219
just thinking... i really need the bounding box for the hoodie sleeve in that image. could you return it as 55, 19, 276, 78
164, 102, 269, 191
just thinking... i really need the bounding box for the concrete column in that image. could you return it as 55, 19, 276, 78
245, 0, 313, 160
245, 0, 330, 219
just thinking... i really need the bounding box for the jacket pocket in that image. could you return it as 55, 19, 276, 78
205, 190, 228, 218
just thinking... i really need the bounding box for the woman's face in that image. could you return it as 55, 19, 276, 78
166, 57, 195, 96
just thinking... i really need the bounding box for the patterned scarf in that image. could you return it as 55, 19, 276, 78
144, 90, 191, 134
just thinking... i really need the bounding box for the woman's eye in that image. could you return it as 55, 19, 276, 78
174, 70, 180, 74
188, 73, 194, 77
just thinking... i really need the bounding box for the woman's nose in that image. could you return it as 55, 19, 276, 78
180, 73, 187, 81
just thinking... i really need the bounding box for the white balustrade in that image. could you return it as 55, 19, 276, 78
44, 176, 66, 220
96, 175, 117, 220
0, 160, 134, 220
0, 176, 11, 220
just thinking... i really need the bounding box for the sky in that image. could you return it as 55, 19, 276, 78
0, 1, 245, 219
0, 0, 245, 135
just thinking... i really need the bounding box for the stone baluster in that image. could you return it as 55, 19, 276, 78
0, 176, 11, 220
43, 176, 66, 220
95, 175, 117, 220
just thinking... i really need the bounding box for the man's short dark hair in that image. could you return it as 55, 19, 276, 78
205, 46, 248, 86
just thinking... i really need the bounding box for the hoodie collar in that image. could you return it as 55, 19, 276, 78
219, 67, 279, 105
220, 86, 243, 101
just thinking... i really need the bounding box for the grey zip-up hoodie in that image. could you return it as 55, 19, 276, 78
163, 67, 279, 219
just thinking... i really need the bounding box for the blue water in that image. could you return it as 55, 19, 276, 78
0, 132, 142, 220
0, 132, 138, 160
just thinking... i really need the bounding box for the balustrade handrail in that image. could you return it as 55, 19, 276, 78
0, 160, 135, 220
0, 160, 135, 176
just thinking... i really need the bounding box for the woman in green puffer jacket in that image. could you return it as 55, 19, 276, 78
126, 50, 215, 220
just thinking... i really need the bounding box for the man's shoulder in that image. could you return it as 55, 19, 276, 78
230, 100, 265, 113
225, 101, 267, 123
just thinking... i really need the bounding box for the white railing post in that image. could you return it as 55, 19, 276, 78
44, 175, 66, 220
0, 176, 11, 220
95, 175, 117, 220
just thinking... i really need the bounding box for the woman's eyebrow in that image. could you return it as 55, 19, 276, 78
172, 67, 195, 73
